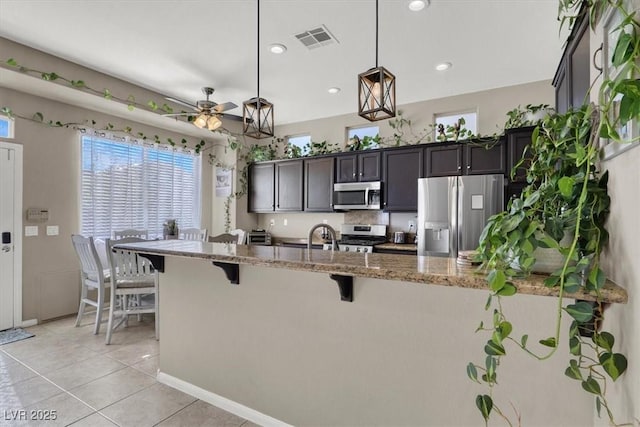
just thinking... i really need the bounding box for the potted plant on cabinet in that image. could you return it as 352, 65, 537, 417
469, 0, 638, 424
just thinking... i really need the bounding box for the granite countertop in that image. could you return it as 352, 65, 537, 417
114, 240, 628, 304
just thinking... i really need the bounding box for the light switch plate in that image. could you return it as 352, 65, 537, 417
25, 226, 38, 237
46, 225, 59, 236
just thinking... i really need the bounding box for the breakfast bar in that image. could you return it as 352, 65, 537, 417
115, 240, 626, 426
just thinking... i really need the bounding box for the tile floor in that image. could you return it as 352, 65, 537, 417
0, 315, 259, 427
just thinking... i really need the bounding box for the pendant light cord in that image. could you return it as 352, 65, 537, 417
257, 0, 260, 100
375, 0, 379, 67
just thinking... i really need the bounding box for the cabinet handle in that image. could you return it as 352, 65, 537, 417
457, 166, 461, 170
352, 173, 356, 177
359, 172, 363, 176
467, 165, 471, 169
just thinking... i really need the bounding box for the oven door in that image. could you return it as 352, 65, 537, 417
333, 182, 381, 210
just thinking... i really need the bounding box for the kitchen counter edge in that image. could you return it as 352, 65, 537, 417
114, 240, 627, 304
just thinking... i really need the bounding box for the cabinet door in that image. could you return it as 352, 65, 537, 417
424, 145, 462, 177
335, 154, 358, 183
570, 18, 590, 109
275, 160, 303, 212
304, 157, 334, 212
507, 128, 533, 182
465, 140, 505, 175
358, 151, 381, 181
383, 148, 423, 211
248, 163, 275, 212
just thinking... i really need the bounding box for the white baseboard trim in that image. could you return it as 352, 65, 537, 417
157, 372, 292, 427
20, 319, 37, 328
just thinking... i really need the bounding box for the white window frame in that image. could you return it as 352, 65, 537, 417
286, 134, 311, 155
433, 109, 478, 140
346, 124, 380, 146
0, 115, 15, 139
80, 131, 201, 239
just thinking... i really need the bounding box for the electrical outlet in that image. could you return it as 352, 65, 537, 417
46, 225, 59, 236
283, 218, 288, 226
269, 219, 275, 227
322, 219, 328, 224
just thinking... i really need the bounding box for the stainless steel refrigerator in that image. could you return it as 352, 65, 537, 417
417, 175, 504, 257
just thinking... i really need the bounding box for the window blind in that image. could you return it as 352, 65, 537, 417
81, 133, 201, 239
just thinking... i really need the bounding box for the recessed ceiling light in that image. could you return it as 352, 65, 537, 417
408, 0, 429, 11
269, 43, 287, 54
435, 62, 452, 71
328, 87, 341, 94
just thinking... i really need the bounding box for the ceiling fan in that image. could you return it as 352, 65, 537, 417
163, 87, 243, 131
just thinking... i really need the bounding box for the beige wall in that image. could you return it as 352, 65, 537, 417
0, 86, 215, 322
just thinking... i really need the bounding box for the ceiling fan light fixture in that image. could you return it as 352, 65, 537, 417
193, 113, 208, 129
357, 0, 396, 122
206, 115, 222, 131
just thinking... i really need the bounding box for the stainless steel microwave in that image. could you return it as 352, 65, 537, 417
247, 230, 272, 245
333, 181, 382, 210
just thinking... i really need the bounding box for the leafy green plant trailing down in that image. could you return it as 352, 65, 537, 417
503, 104, 554, 130
0, 107, 207, 152
469, 1, 639, 424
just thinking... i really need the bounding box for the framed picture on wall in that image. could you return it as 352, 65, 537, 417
600, 2, 639, 160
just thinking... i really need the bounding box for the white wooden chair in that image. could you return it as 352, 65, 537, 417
71, 235, 111, 335
113, 229, 148, 239
180, 228, 208, 241
230, 229, 246, 244
105, 237, 158, 344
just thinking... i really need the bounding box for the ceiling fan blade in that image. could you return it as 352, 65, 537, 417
213, 102, 238, 113
162, 112, 196, 117
220, 113, 245, 122
164, 96, 198, 110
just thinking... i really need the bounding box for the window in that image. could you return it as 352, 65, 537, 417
347, 125, 379, 142
81, 133, 201, 239
434, 110, 477, 140
286, 134, 311, 156
0, 116, 14, 138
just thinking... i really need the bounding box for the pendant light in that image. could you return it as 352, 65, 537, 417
243, 0, 274, 138
358, 0, 396, 121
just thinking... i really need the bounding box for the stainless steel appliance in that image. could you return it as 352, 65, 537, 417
417, 175, 504, 257
333, 181, 382, 210
322, 224, 387, 253
247, 230, 272, 245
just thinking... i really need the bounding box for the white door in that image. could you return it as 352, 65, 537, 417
0, 143, 22, 331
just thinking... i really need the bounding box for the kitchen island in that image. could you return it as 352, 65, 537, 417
116, 240, 626, 426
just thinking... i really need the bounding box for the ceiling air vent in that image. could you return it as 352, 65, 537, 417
295, 25, 339, 50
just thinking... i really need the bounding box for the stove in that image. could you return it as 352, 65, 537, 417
322, 224, 387, 253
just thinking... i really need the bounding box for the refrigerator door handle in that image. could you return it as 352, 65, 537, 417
450, 177, 458, 258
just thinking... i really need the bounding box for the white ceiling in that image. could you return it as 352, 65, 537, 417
0, 0, 566, 126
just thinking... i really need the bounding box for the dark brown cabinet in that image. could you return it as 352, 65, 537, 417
506, 127, 535, 182
335, 151, 381, 182
304, 157, 334, 212
248, 162, 275, 212
424, 144, 462, 177
424, 141, 504, 177
275, 160, 303, 212
383, 147, 423, 211
553, 10, 589, 113
464, 140, 505, 175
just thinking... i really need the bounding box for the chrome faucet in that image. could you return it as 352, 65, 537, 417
308, 223, 338, 252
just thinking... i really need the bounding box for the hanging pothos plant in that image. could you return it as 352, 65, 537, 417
470, 0, 638, 424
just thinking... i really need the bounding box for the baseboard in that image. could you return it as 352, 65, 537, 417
20, 319, 37, 327
157, 372, 292, 427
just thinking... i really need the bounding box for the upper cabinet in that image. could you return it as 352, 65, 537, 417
506, 126, 535, 182
304, 157, 334, 212
335, 151, 381, 183
383, 147, 424, 212
275, 159, 304, 212
553, 9, 590, 113
424, 144, 463, 177
248, 162, 275, 213
424, 140, 505, 178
